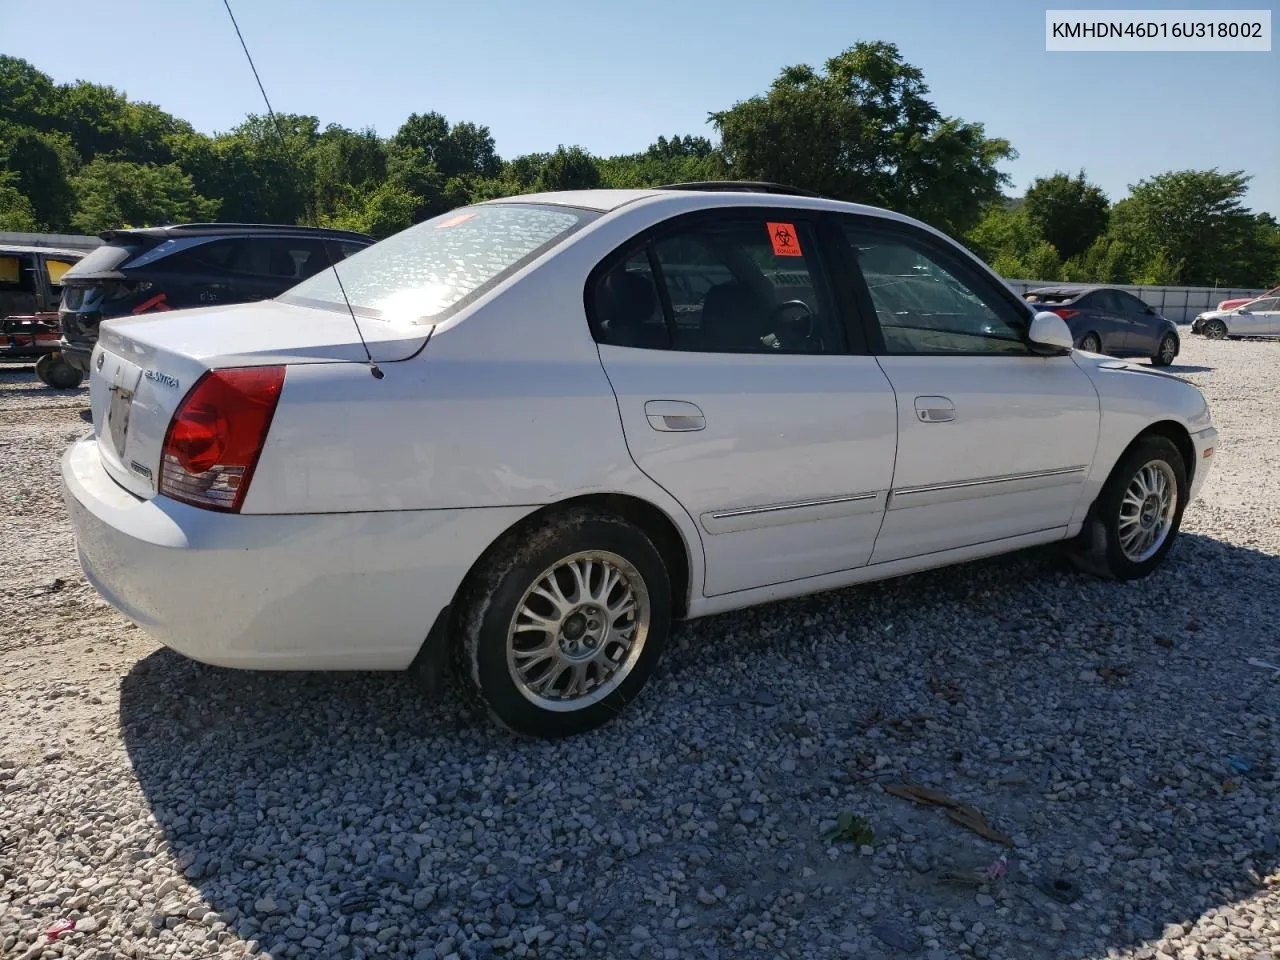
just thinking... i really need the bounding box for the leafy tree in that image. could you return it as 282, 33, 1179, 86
392, 113, 500, 180
321, 181, 417, 238
312, 125, 387, 219
711, 42, 1014, 236
534, 146, 601, 192
1112, 169, 1257, 286
71, 158, 219, 234
1023, 171, 1109, 262
1061, 235, 1134, 284
0, 56, 60, 132
0, 171, 39, 231
0, 124, 78, 230
598, 135, 728, 188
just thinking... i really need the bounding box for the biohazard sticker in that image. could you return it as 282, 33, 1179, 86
767, 222, 802, 257
435, 211, 477, 229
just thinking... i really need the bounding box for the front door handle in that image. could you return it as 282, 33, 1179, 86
914, 396, 956, 423
645, 399, 706, 432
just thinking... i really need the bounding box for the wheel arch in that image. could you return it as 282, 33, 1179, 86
1124, 419, 1196, 486
464, 492, 694, 620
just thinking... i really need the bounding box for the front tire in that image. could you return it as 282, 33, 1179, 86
1079, 333, 1102, 354
34, 354, 54, 385
1070, 436, 1188, 581
1151, 333, 1178, 366
453, 508, 672, 738
1202, 319, 1227, 340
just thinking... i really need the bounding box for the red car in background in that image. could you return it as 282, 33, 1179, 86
1216, 285, 1280, 312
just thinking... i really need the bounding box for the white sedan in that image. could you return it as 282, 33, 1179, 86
1192, 294, 1280, 339
62, 184, 1218, 737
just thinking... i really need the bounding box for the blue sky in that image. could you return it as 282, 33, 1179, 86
4, 0, 1278, 213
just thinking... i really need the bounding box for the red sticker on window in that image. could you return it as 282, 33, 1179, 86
435, 211, 477, 229
767, 222, 802, 257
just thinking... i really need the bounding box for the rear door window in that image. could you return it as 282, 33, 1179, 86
591, 213, 843, 355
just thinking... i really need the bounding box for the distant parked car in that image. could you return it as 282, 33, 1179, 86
1191, 294, 1280, 339
1212, 285, 1279, 313
1023, 285, 1180, 366
56, 223, 375, 382
0, 244, 86, 387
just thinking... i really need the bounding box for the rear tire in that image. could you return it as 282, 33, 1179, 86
1069, 435, 1188, 581
1151, 333, 1178, 366
44, 356, 84, 389
1079, 333, 1102, 354
453, 507, 672, 738
34, 354, 54, 385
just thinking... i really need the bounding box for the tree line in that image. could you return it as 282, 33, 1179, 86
2, 43, 1276, 288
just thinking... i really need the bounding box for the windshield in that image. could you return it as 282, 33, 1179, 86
281, 203, 596, 324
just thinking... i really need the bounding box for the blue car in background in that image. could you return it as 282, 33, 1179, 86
1023, 284, 1180, 366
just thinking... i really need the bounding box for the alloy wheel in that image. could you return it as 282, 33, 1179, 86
506, 550, 650, 712
1117, 460, 1178, 563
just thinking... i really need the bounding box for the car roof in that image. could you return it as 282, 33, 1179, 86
98, 223, 375, 244
1026, 284, 1109, 296
481, 185, 927, 225
0, 245, 85, 259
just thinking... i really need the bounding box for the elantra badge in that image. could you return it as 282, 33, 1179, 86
144, 370, 179, 390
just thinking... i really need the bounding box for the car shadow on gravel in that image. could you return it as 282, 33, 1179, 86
119, 530, 1279, 959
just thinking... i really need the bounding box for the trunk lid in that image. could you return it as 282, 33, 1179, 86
90, 298, 432, 499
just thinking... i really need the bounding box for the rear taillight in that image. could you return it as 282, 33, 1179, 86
1051, 308, 1080, 320
160, 366, 285, 512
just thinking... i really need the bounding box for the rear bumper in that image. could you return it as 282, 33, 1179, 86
62, 435, 533, 670
1190, 426, 1217, 502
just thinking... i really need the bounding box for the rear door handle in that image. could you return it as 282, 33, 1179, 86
645, 399, 706, 432
914, 396, 956, 423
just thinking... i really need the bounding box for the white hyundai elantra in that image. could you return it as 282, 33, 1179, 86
62, 184, 1217, 737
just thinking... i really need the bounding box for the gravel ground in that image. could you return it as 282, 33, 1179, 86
1, 337, 1278, 960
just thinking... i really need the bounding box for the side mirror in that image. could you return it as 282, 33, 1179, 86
1028, 311, 1074, 351
1237, 307, 1250, 314
1144, 306, 1156, 315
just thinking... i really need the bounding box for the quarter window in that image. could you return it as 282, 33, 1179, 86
844, 226, 1030, 356
592, 216, 839, 355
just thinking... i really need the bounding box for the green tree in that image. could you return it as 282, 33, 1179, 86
392, 113, 500, 180
534, 146, 601, 192
1023, 171, 1109, 262
0, 171, 39, 231
71, 158, 220, 233
1112, 169, 1257, 286
711, 42, 1014, 236
312, 124, 388, 219
598, 135, 728, 188
0, 56, 60, 132
0, 124, 78, 230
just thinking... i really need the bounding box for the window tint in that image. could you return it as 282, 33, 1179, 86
591, 250, 670, 349
1247, 297, 1279, 312
844, 226, 1029, 356
1117, 291, 1152, 314
592, 216, 838, 354
1096, 291, 1126, 313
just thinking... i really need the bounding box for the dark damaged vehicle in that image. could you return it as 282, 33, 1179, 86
57, 223, 374, 377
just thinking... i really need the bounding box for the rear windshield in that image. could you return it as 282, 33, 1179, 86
1024, 291, 1079, 305
64, 242, 142, 278
281, 203, 597, 325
